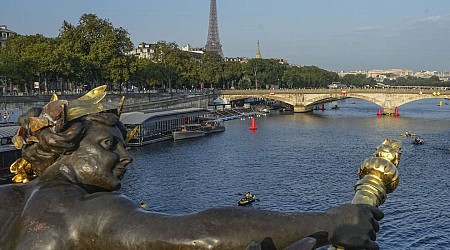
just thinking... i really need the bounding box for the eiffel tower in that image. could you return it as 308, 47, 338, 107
255, 40, 262, 59
205, 0, 224, 58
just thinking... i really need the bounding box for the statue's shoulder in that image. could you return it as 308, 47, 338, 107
10, 179, 87, 209
84, 192, 138, 208
0, 183, 28, 207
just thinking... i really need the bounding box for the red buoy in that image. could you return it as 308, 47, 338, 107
394, 107, 399, 117
249, 117, 257, 130
377, 107, 382, 116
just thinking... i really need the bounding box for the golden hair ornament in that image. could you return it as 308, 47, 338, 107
10, 158, 32, 183
66, 85, 124, 121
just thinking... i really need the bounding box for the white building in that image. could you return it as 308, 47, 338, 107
414, 70, 450, 81
0, 25, 16, 47
181, 44, 205, 55
225, 57, 249, 63
127, 42, 157, 59
338, 69, 413, 82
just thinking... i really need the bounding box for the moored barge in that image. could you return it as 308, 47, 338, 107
121, 108, 211, 146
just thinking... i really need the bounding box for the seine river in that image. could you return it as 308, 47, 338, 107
121, 98, 450, 249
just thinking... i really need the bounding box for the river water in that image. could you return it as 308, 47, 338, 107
121, 98, 450, 249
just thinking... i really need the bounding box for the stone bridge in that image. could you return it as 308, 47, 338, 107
218, 88, 450, 114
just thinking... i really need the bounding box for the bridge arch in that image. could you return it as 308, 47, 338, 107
222, 94, 295, 106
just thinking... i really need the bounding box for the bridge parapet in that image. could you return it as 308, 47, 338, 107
219, 88, 449, 95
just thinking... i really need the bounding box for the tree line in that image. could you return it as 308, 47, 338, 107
0, 14, 447, 94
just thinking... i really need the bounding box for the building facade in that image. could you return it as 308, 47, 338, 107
338, 69, 414, 82
0, 25, 16, 47
127, 42, 157, 59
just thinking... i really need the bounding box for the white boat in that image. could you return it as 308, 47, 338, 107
172, 124, 205, 140
201, 120, 225, 134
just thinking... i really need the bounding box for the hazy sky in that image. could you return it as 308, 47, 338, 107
2, 0, 450, 72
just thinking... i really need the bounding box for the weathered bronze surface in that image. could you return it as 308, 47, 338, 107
0, 86, 384, 249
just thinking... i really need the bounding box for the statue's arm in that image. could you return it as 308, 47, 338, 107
78, 194, 381, 249
100, 207, 330, 249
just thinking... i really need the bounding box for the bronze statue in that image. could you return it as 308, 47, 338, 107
0, 86, 383, 250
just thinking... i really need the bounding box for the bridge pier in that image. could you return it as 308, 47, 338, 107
383, 107, 396, 115
294, 106, 313, 113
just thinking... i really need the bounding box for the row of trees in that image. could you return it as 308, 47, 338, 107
1, 14, 448, 94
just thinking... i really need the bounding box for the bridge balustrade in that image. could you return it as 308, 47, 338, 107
219, 88, 449, 95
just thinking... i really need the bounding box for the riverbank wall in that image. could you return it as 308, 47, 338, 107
1, 92, 213, 114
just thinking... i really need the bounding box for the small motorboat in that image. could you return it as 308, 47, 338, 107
201, 119, 225, 134
413, 137, 424, 145
172, 124, 205, 140
400, 132, 416, 137
238, 192, 258, 206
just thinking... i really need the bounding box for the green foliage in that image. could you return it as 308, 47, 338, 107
200, 52, 224, 88
282, 65, 339, 88
0, 34, 60, 91
384, 75, 449, 87
223, 61, 243, 89
243, 59, 287, 89
340, 74, 375, 87
152, 41, 204, 91
58, 13, 133, 89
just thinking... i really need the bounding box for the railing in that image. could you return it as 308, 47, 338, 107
218, 88, 450, 95
122, 94, 213, 113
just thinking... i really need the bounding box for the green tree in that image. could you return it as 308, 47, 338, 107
0, 34, 59, 92
200, 52, 224, 89
0, 45, 23, 89
340, 74, 374, 87
244, 59, 262, 89
223, 61, 243, 89
282, 66, 301, 89
152, 41, 185, 92
244, 59, 288, 89
384, 75, 447, 87
282, 65, 338, 88
21, 35, 60, 92
58, 13, 133, 90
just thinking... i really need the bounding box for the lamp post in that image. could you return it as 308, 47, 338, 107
255, 71, 258, 90
1, 76, 6, 109
0, 76, 5, 94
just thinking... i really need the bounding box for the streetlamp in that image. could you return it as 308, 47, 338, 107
253, 61, 259, 90
1, 76, 6, 109
0, 76, 5, 94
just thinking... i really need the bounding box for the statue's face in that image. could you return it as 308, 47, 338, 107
68, 122, 132, 191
